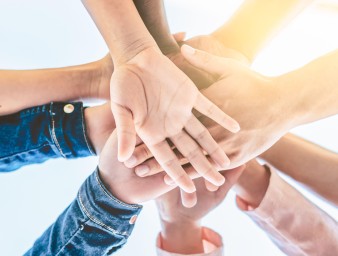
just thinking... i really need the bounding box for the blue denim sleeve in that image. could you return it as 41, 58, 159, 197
0, 102, 95, 172
25, 168, 143, 256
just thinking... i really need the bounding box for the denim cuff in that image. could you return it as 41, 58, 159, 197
78, 168, 143, 237
48, 102, 95, 158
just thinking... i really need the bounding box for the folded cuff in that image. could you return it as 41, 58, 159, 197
156, 227, 223, 256
78, 168, 143, 237
49, 102, 95, 158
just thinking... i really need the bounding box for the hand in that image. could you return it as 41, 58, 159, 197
98, 130, 177, 205
111, 46, 240, 195
157, 165, 245, 223
167, 34, 249, 90
181, 45, 292, 168
234, 160, 270, 209
156, 165, 244, 254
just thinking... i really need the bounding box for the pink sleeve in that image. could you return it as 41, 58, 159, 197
156, 227, 224, 256
237, 165, 338, 256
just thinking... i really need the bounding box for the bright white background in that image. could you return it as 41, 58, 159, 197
0, 0, 337, 255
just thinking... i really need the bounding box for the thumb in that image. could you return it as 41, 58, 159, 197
173, 32, 186, 43
181, 44, 234, 77
111, 103, 136, 162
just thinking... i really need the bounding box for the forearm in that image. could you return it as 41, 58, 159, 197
82, 0, 158, 64
0, 61, 101, 116
0, 102, 94, 172
261, 133, 338, 205
159, 220, 204, 254
275, 49, 338, 127
212, 0, 313, 62
25, 170, 142, 255
133, 0, 178, 55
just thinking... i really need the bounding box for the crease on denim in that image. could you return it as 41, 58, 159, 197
55, 217, 91, 256
95, 171, 141, 210
49, 105, 66, 158
0, 143, 52, 160
77, 192, 129, 236
80, 106, 95, 156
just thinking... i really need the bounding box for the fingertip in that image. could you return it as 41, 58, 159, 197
181, 44, 196, 56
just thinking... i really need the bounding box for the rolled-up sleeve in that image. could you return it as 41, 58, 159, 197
0, 102, 95, 172
25, 168, 142, 255
156, 227, 223, 256
237, 166, 338, 256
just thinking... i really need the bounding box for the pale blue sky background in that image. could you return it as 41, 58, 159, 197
0, 0, 337, 255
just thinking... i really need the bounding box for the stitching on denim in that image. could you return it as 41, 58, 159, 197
95, 171, 141, 209
55, 218, 91, 256
0, 143, 51, 160
77, 193, 129, 236
49, 106, 66, 158
80, 106, 95, 156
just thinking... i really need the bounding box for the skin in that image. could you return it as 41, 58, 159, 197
156, 165, 245, 254
261, 133, 338, 206
82, 0, 240, 201
0, 54, 113, 116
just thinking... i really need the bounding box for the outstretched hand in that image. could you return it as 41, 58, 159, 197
180, 45, 290, 168
111, 47, 240, 196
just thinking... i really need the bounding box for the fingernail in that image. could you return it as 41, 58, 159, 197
164, 175, 175, 186
125, 156, 137, 167
182, 44, 196, 55
232, 123, 240, 133
135, 165, 149, 177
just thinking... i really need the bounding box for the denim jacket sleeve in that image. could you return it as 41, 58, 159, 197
25, 168, 143, 256
0, 102, 95, 172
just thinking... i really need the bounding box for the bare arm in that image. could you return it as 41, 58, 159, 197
261, 133, 338, 205
212, 0, 314, 62
81, 0, 158, 64
133, 0, 179, 55
0, 56, 113, 116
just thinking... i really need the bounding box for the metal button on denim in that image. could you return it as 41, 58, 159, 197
64, 104, 74, 114
129, 215, 138, 224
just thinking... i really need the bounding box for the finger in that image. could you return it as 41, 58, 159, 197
124, 143, 152, 168
219, 164, 246, 185
204, 180, 220, 192
194, 93, 240, 133
185, 115, 230, 168
148, 140, 196, 193
170, 131, 225, 187
135, 158, 162, 177
180, 190, 197, 208
173, 32, 186, 43
133, 148, 187, 178
181, 44, 234, 76
111, 103, 136, 162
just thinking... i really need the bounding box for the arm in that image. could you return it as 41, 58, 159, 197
0, 55, 113, 116
178, 46, 338, 169
260, 133, 338, 205
0, 101, 114, 172
133, 0, 179, 55
212, 0, 314, 62
82, 0, 241, 204
81, 0, 158, 64
234, 161, 338, 256
26, 131, 180, 255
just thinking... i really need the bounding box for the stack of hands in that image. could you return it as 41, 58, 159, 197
1, 0, 337, 255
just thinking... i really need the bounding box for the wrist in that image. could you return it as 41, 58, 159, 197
273, 74, 307, 129
114, 39, 159, 65
160, 219, 204, 254
234, 161, 270, 208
